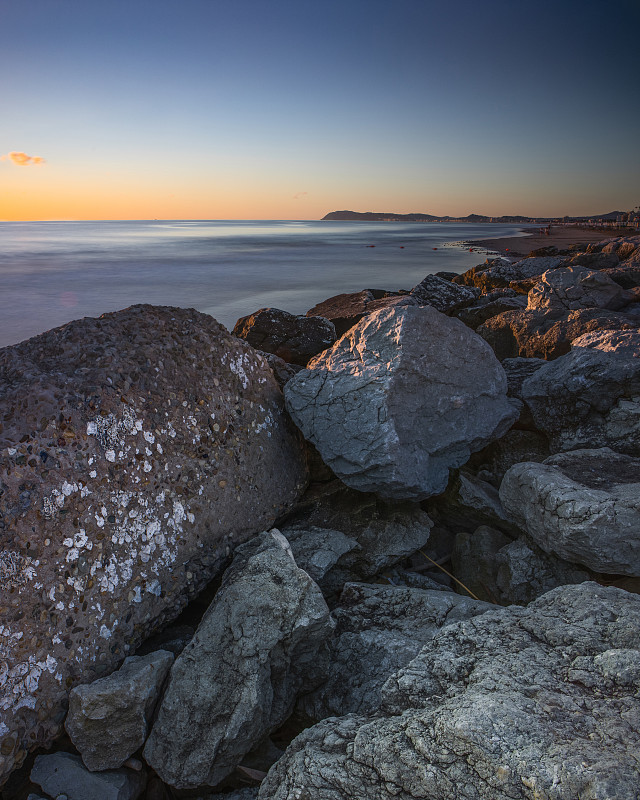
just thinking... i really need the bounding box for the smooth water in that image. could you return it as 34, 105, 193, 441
0, 220, 529, 348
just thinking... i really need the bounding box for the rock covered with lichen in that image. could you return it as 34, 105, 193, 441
0, 305, 308, 784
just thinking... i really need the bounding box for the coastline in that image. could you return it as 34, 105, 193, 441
464, 225, 633, 257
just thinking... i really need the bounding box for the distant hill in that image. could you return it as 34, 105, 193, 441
322, 210, 534, 223
323, 210, 636, 224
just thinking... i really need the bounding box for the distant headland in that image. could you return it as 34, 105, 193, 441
322, 210, 637, 225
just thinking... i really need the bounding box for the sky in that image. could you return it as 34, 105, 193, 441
1, 0, 639, 220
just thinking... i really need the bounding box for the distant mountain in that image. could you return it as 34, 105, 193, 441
322, 211, 439, 222
322, 210, 629, 223
322, 210, 533, 223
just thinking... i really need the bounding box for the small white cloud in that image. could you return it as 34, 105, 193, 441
293, 191, 308, 200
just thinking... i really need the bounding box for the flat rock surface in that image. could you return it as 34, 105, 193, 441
284, 305, 517, 500
500, 448, 640, 575
0, 305, 307, 785
143, 530, 332, 789
259, 583, 640, 800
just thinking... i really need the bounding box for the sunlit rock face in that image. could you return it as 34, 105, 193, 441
0, 305, 308, 786
284, 305, 517, 501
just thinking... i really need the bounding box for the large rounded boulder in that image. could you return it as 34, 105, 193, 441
0, 305, 308, 785
284, 305, 517, 501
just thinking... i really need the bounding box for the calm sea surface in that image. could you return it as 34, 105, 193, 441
0, 220, 529, 348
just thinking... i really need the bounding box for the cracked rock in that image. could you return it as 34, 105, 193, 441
284, 305, 517, 501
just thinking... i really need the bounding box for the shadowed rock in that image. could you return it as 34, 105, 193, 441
233, 308, 336, 366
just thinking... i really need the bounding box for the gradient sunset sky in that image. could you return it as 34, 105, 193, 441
2, 0, 639, 221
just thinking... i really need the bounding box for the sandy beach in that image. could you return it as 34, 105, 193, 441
466, 225, 633, 257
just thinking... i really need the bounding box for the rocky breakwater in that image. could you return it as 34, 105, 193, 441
0, 305, 307, 784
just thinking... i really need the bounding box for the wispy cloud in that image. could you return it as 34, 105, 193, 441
1, 151, 46, 166
293, 191, 308, 200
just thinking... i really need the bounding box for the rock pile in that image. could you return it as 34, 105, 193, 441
3, 232, 640, 800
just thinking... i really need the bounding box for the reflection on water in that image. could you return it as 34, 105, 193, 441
0, 220, 528, 347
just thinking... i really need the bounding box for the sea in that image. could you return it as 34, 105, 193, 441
0, 220, 530, 349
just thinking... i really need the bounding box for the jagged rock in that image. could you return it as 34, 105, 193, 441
31, 752, 146, 800
453, 256, 566, 292
603, 264, 640, 289
233, 308, 336, 366
494, 536, 590, 605
143, 530, 332, 789
452, 525, 589, 606
520, 346, 640, 455
426, 472, 516, 535
527, 266, 630, 315
571, 327, 640, 355
284, 306, 517, 501
256, 350, 302, 388
65, 650, 174, 771
259, 583, 640, 800
457, 295, 526, 329
0, 305, 307, 786
281, 481, 433, 598
478, 305, 635, 360
602, 236, 640, 259
466, 428, 551, 486
305, 290, 412, 337
502, 356, 548, 397
500, 448, 640, 575
409, 275, 479, 313
567, 251, 620, 270
216, 790, 259, 800
298, 583, 491, 720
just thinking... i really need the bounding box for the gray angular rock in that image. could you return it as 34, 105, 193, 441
143, 530, 332, 789
0, 305, 308, 786
65, 650, 174, 771
281, 482, 433, 598
478, 305, 635, 360
284, 305, 517, 501
426, 471, 516, 535
299, 583, 491, 720
453, 256, 566, 292
260, 583, 640, 800
233, 308, 336, 366
567, 251, 620, 270
457, 295, 527, 329
521, 346, 640, 455
31, 752, 146, 800
527, 266, 629, 315
494, 536, 590, 605
409, 274, 479, 313
571, 327, 640, 355
500, 448, 640, 575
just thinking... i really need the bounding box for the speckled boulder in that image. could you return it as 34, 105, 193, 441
0, 305, 308, 786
